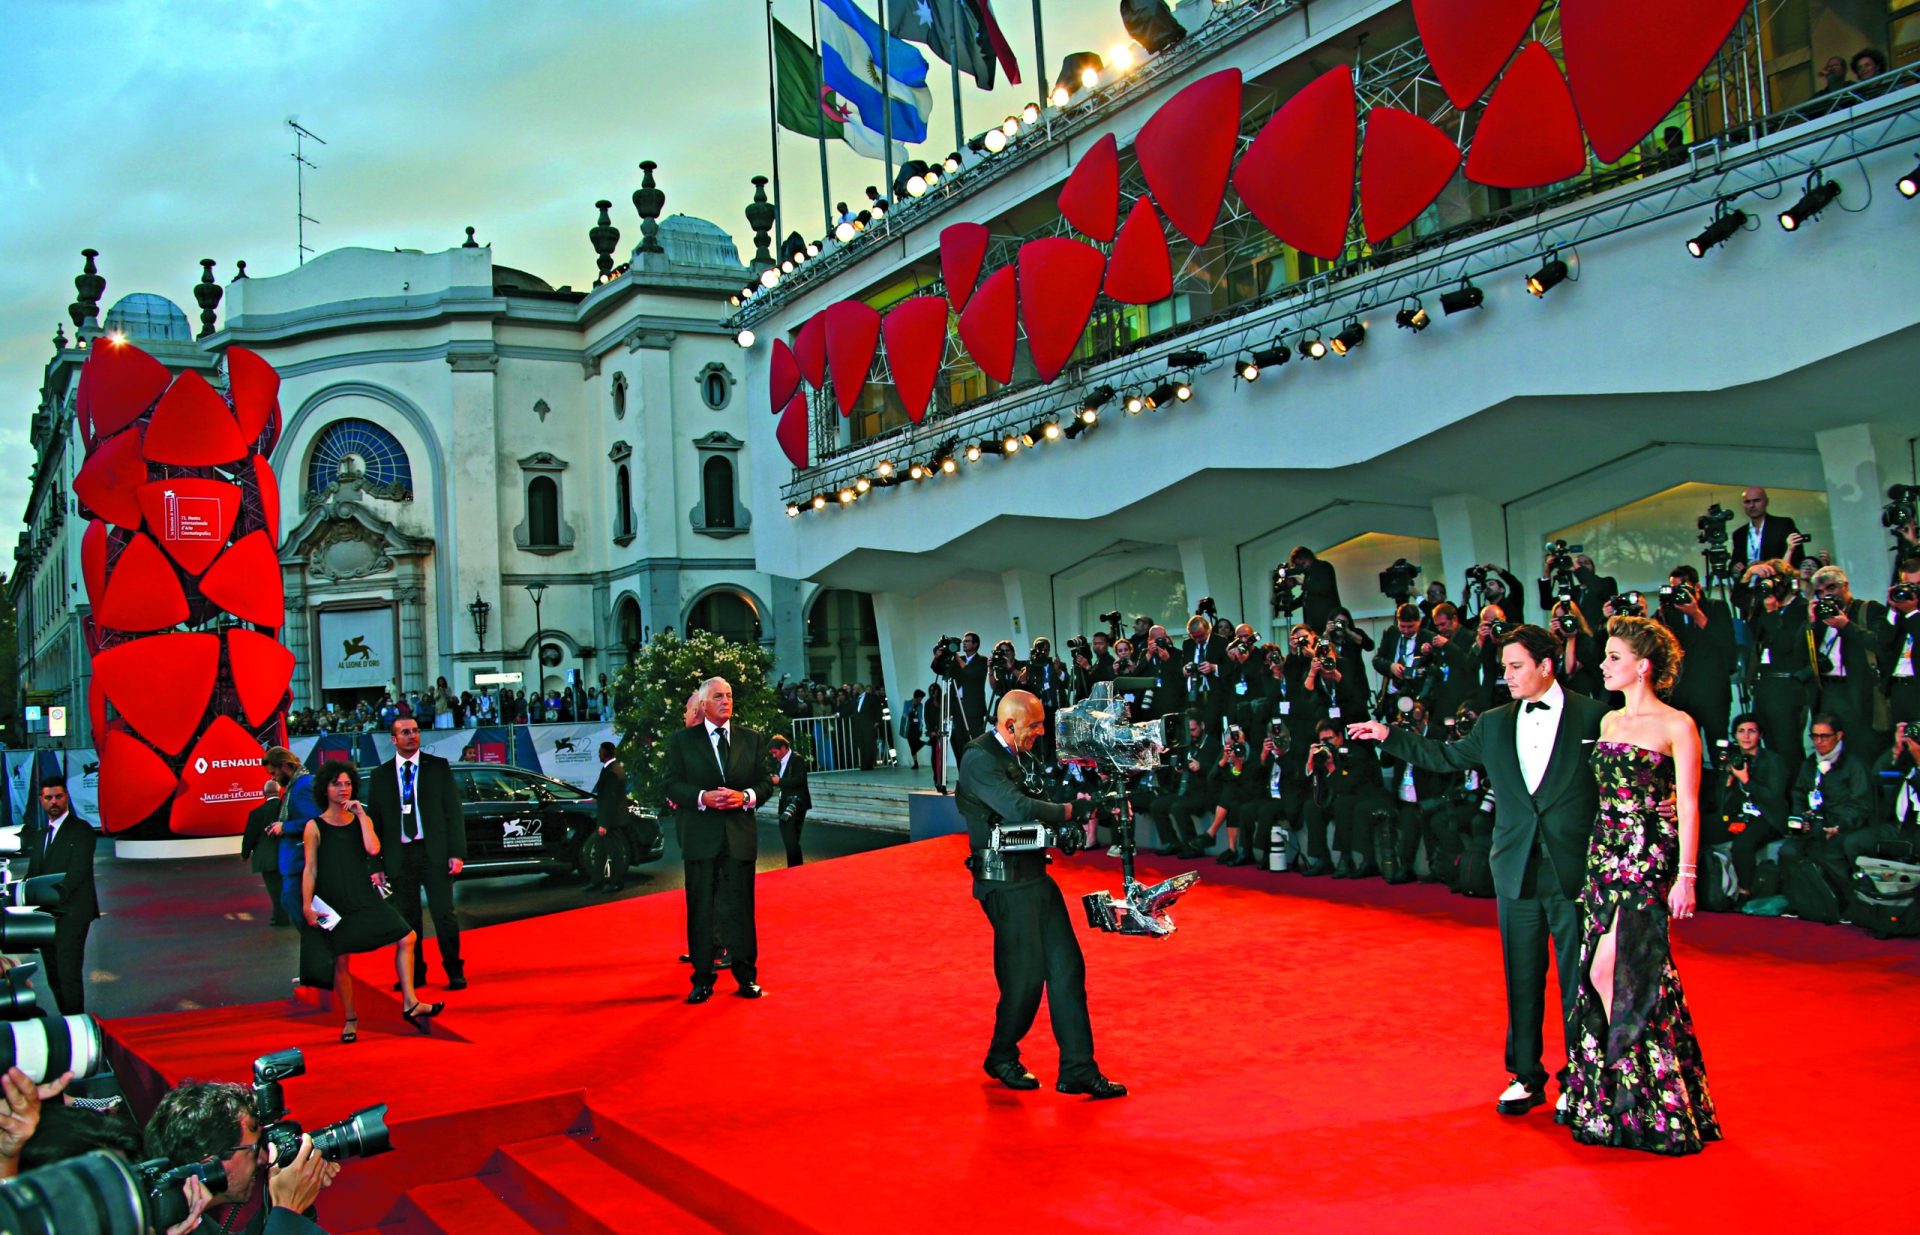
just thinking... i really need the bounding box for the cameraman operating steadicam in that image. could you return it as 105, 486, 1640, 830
1713, 714, 1790, 904
141, 1082, 338, 1235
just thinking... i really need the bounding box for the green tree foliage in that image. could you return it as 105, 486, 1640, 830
611, 630, 782, 813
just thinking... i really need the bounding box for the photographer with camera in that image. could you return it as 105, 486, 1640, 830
1463, 563, 1526, 626
1729, 488, 1808, 606
931, 633, 992, 788
1657, 564, 1738, 751
1306, 717, 1392, 880
1325, 608, 1376, 701
1180, 609, 1229, 722
1427, 704, 1494, 894
1713, 714, 1790, 904
1419, 580, 1449, 623
1809, 565, 1888, 756
1537, 542, 1616, 618
1879, 568, 1920, 729
1137, 624, 1186, 719
1379, 700, 1455, 883
1202, 727, 1265, 865
1778, 714, 1874, 916
1281, 546, 1342, 631
142, 1081, 340, 1234
1866, 720, 1920, 857
1250, 712, 1302, 871
1743, 558, 1815, 784
767, 735, 810, 868
959, 691, 1125, 1099
1546, 600, 1604, 700
1373, 604, 1435, 716
1472, 604, 1515, 711
1148, 713, 1219, 858
1419, 604, 1477, 722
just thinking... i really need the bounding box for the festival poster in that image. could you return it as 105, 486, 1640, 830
316, 608, 398, 692
528, 722, 614, 790
61, 749, 102, 826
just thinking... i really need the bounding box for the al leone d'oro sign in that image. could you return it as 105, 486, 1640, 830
317, 608, 398, 691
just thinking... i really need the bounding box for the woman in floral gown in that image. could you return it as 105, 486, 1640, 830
1562, 615, 1721, 1154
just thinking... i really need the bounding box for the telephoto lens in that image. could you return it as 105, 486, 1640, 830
309, 1105, 394, 1162
0, 961, 42, 1020
0, 1012, 108, 1083
0, 1150, 148, 1235
0, 907, 57, 951
3, 875, 66, 910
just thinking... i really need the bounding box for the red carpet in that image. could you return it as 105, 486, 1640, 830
106, 837, 1920, 1234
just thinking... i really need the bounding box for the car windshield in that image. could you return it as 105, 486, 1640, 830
512, 771, 590, 801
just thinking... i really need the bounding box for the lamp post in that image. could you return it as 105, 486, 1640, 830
469, 592, 491, 652
524, 582, 547, 705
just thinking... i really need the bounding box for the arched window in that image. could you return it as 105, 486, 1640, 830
702, 457, 736, 529
616, 597, 643, 651
307, 418, 413, 499
527, 477, 559, 546
615, 465, 634, 538
611, 372, 628, 420
687, 590, 759, 643
703, 371, 728, 409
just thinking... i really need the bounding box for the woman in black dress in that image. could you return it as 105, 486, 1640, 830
302, 762, 443, 1042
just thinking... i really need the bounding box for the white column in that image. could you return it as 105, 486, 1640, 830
1178, 538, 1241, 619
1431, 493, 1508, 590
872, 590, 927, 721
1816, 422, 1913, 586
1001, 568, 1058, 650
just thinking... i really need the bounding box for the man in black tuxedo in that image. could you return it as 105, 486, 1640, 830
769, 733, 811, 867
932, 633, 991, 787
1350, 624, 1607, 1120
664, 676, 775, 1002
958, 690, 1125, 1099
851, 683, 880, 770
23, 775, 97, 1014
367, 717, 467, 990
590, 741, 632, 893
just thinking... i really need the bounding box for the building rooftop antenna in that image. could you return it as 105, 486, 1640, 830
288, 119, 327, 266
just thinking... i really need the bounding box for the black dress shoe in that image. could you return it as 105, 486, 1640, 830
985, 1061, 1040, 1090
686, 986, 714, 1005
446, 974, 468, 991
1495, 1078, 1545, 1115
1298, 859, 1329, 877
735, 982, 764, 998
1385, 872, 1415, 885
1057, 1074, 1128, 1099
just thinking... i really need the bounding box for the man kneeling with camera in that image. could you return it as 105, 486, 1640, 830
143, 1081, 339, 1234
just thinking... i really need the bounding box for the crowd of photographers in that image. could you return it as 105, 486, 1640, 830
930, 487, 1920, 936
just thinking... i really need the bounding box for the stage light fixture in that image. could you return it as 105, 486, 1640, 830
735, 329, 756, 348
876, 459, 894, 478
983, 127, 1009, 153
909, 462, 926, 480
786, 503, 800, 517
1253, 344, 1291, 370
1079, 406, 1099, 425
1779, 178, 1842, 231
1021, 102, 1041, 125
1173, 379, 1194, 402
758, 269, 779, 289
1167, 349, 1207, 369
838, 488, 855, 504
1328, 321, 1367, 355
906, 175, 928, 197
1898, 157, 1920, 198
806, 241, 821, 257
1440, 284, 1484, 314
1001, 115, 1021, 137
1051, 84, 1070, 106
1082, 385, 1114, 413
1003, 435, 1020, 454
1039, 421, 1060, 441
728, 293, 741, 307
1525, 257, 1568, 297
940, 457, 957, 474
1395, 305, 1429, 332
1686, 207, 1748, 258
780, 260, 794, 275
1064, 418, 1087, 439
1019, 430, 1036, 448
834, 221, 856, 242
1238, 357, 1260, 381
943, 153, 963, 174
811, 494, 827, 510
1054, 52, 1104, 103
1109, 43, 1136, 71
1147, 382, 1178, 408
924, 168, 939, 186
1302, 335, 1328, 360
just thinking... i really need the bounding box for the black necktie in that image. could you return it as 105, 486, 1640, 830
715, 727, 731, 775
402, 761, 418, 841
1524, 700, 1550, 713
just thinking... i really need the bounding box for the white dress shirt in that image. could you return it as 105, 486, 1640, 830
698, 721, 755, 810
1515, 682, 1565, 795
395, 754, 421, 841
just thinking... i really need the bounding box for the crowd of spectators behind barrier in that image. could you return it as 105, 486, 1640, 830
287, 674, 618, 735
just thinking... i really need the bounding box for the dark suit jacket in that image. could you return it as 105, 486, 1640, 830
664, 722, 776, 861
1660, 600, 1738, 716
1380, 690, 1608, 900
932, 651, 991, 732
1537, 569, 1617, 618
366, 753, 466, 880
1791, 744, 1873, 832
24, 813, 98, 920
594, 761, 629, 832
242, 799, 281, 874
1300, 558, 1342, 631
955, 733, 1068, 893
1730, 515, 1803, 576
773, 750, 811, 815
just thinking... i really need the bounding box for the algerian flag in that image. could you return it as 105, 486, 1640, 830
773, 18, 843, 140
816, 0, 933, 151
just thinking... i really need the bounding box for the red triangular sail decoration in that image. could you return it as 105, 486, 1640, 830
941, 222, 991, 311
199, 530, 285, 628
136, 479, 241, 576
73, 428, 148, 530
882, 297, 950, 423
1413, 0, 1540, 109
776, 392, 810, 469
1234, 67, 1358, 261
143, 370, 249, 466
793, 313, 828, 389
77, 338, 171, 443
1058, 134, 1120, 243
823, 301, 882, 418
1465, 42, 1588, 188
93, 632, 221, 756
1104, 198, 1174, 305
171, 715, 267, 837
81, 520, 108, 608
251, 455, 281, 545
227, 347, 280, 446
98, 729, 178, 833
96, 533, 189, 632
1562, 0, 1748, 164
957, 266, 1017, 385
1018, 239, 1106, 384
1136, 70, 1243, 245
769, 338, 802, 412
229, 628, 297, 727
1360, 107, 1465, 244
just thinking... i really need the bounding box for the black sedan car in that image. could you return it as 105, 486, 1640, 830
450, 762, 662, 877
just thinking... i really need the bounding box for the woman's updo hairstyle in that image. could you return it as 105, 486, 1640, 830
1605, 615, 1682, 697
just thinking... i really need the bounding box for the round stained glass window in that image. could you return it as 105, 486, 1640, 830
308, 419, 413, 499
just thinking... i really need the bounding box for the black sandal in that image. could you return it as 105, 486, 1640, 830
401, 1001, 444, 1033
340, 1019, 358, 1044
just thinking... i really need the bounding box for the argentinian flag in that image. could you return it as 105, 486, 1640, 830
816, 0, 933, 150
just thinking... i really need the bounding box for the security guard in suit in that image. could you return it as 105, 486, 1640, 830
24, 775, 98, 1014
957, 691, 1125, 1099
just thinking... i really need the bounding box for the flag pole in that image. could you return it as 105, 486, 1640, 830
1029, 0, 1046, 112
950, 61, 964, 153
877, 0, 894, 201
806, 0, 834, 233
764, 0, 786, 245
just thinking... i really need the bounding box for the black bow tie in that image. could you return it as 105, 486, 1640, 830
1524, 700, 1551, 713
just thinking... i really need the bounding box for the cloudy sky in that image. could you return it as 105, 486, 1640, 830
0, 0, 1132, 549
